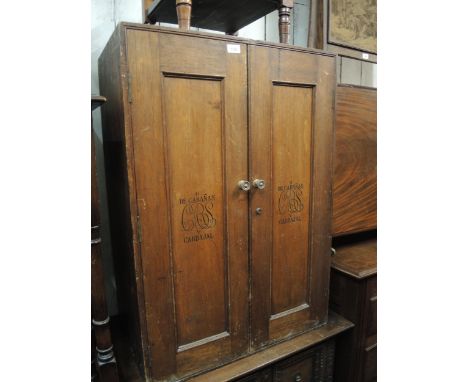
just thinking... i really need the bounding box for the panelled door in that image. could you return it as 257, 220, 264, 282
126, 30, 249, 380
249, 45, 336, 349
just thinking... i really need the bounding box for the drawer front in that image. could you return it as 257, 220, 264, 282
273, 340, 335, 382
363, 344, 377, 382
274, 357, 312, 382
235, 369, 272, 382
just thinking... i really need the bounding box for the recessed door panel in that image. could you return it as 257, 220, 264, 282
271, 83, 313, 316
164, 76, 227, 347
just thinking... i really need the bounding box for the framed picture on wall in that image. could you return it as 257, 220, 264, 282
328, 0, 377, 54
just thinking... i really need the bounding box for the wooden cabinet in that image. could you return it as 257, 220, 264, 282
329, 236, 377, 382
99, 23, 336, 381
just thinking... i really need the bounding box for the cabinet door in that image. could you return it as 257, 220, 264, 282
126, 30, 249, 380
249, 45, 336, 349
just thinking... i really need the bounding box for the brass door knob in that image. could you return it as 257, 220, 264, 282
238, 180, 251, 191
253, 179, 266, 189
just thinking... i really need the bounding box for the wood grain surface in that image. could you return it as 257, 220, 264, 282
332, 238, 377, 279
332, 85, 377, 236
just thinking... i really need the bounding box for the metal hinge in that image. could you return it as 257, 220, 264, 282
127, 72, 133, 103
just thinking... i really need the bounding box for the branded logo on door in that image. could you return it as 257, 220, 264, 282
277, 183, 304, 224
179, 192, 216, 243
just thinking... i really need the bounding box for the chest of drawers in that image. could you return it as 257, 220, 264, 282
329, 237, 377, 382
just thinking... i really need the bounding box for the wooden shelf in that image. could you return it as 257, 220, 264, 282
146, 0, 280, 33
332, 238, 377, 279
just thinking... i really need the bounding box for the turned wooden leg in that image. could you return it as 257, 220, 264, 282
176, 0, 192, 30
91, 96, 119, 382
92, 326, 98, 381
91, 222, 119, 381
279, 0, 293, 44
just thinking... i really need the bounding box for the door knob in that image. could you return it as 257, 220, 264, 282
238, 180, 251, 191
253, 179, 266, 190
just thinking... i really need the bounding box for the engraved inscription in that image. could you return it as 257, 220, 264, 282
180, 192, 216, 243
278, 183, 304, 225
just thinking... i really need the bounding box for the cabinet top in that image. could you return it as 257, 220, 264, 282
117, 22, 336, 58
332, 238, 377, 279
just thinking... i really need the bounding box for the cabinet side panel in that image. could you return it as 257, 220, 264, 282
98, 25, 147, 378
125, 29, 178, 378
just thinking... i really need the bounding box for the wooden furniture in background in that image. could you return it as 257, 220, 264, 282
330, 85, 377, 381
145, 0, 295, 43
91, 96, 119, 382
278, 0, 293, 44
332, 85, 377, 236
99, 23, 336, 381
330, 233, 377, 382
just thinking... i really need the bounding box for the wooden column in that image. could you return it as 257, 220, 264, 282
91, 96, 119, 382
92, 326, 98, 381
307, 0, 324, 49
176, 0, 192, 30
142, 0, 153, 22
278, 0, 294, 44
